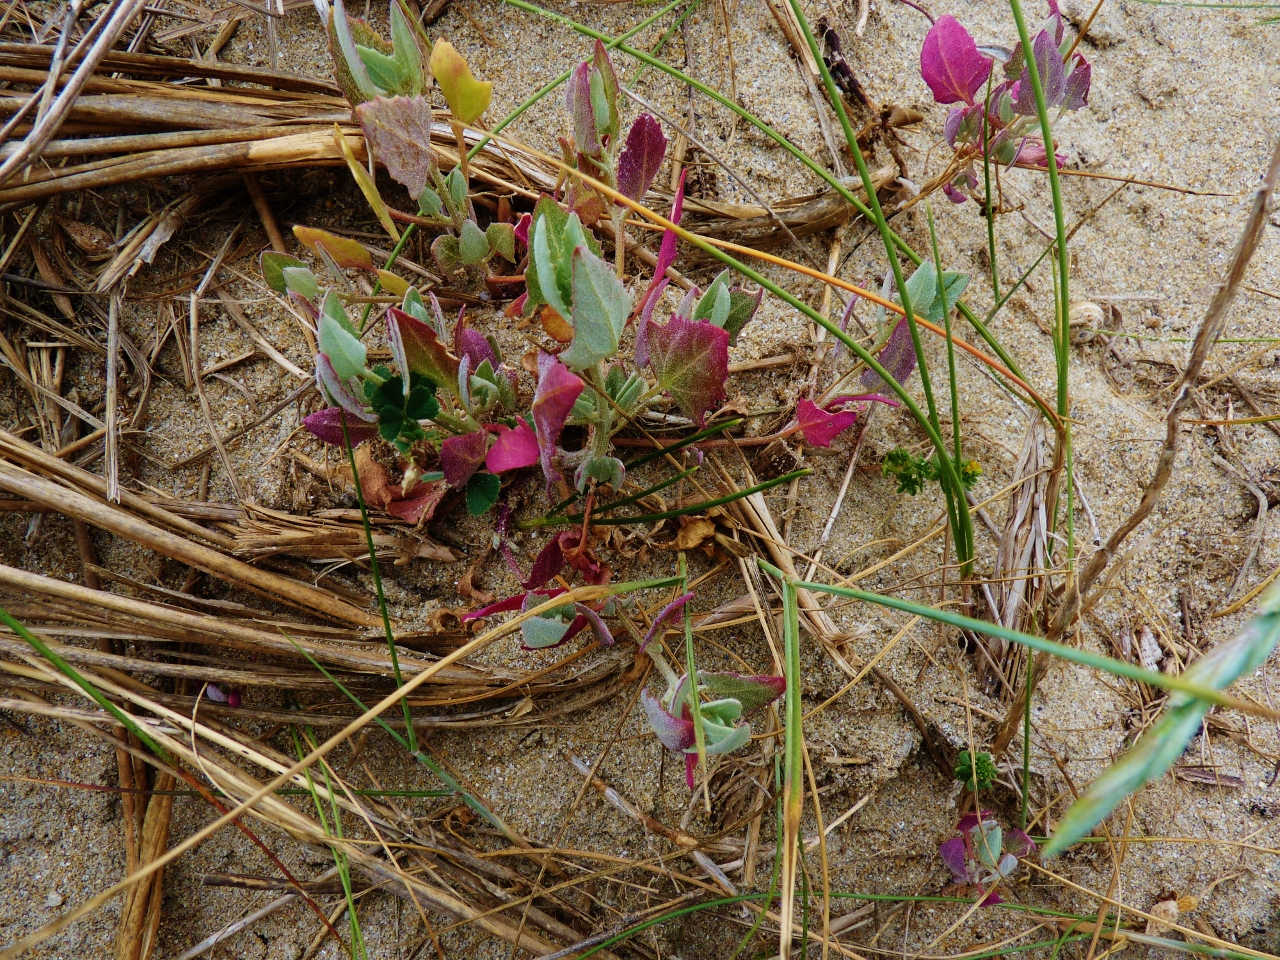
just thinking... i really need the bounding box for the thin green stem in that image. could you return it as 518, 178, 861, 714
679, 554, 708, 788
981, 77, 1000, 302
927, 204, 962, 470
339, 411, 416, 755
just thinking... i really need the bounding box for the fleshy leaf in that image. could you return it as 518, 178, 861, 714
456, 326, 497, 370
943, 182, 967, 204
318, 292, 366, 380
429, 39, 491, 125
440, 430, 488, 488
646, 315, 729, 427
920, 15, 993, 106
796, 398, 859, 448
328, 0, 381, 103
638, 592, 696, 649
1011, 30, 1066, 114
304, 407, 380, 446
616, 113, 667, 202
432, 235, 464, 275
486, 222, 516, 262
293, 226, 374, 271
641, 688, 696, 752
528, 200, 573, 319
559, 245, 631, 371
458, 219, 491, 265
356, 95, 437, 199
699, 672, 785, 713
486, 419, 539, 473
387, 306, 461, 394
260, 252, 308, 293
590, 40, 620, 141
531, 352, 584, 491
519, 593, 575, 649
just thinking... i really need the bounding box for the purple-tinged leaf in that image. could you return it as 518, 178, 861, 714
635, 172, 688, 364
486, 419, 540, 474
939, 836, 971, 881
646, 316, 729, 428
514, 212, 531, 247
943, 182, 968, 204
699, 672, 785, 713
1011, 30, 1066, 115
1044, 0, 1066, 45
356, 95, 437, 199
440, 430, 488, 489
861, 318, 919, 395
944, 105, 967, 148
387, 306, 461, 395
591, 40, 621, 141
638, 592, 696, 650
463, 587, 566, 622
796, 398, 860, 448
387, 479, 447, 524
616, 113, 668, 202
316, 353, 374, 421
684, 753, 698, 789
573, 602, 614, 645
920, 15, 993, 106
520, 592, 576, 649
455, 325, 498, 371
304, 407, 380, 446
641, 688, 696, 752
522, 537, 565, 590
532, 352, 584, 491
566, 62, 601, 158
958, 810, 995, 834
1005, 829, 1036, 858
979, 889, 1005, 907
1063, 54, 1091, 110
1009, 138, 1067, 169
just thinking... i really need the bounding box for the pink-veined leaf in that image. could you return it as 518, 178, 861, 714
1011, 30, 1066, 115
387, 306, 461, 395
920, 15, 993, 106
616, 113, 667, 202
486, 419, 539, 474
646, 315, 729, 428
796, 398, 860, 448
532, 352, 584, 491
303, 406, 380, 446
440, 430, 488, 488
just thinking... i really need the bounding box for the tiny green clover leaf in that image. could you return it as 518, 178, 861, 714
465, 472, 501, 516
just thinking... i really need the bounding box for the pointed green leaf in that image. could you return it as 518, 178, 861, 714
318, 290, 366, 380
458, 219, 490, 265
260, 252, 308, 293
486, 222, 516, 263
559, 245, 631, 371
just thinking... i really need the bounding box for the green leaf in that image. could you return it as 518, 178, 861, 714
692, 276, 731, 326
359, 44, 410, 95
260, 252, 308, 293
530, 209, 571, 319
458, 219, 490, 265
559, 245, 631, 371
486, 222, 516, 263
465, 472, 500, 516
281, 266, 319, 301
418, 187, 445, 221
431, 235, 464, 275
445, 167, 469, 215
903, 261, 969, 323
318, 291, 366, 380
388, 0, 423, 95
1044, 584, 1280, 857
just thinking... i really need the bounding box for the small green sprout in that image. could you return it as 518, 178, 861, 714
955, 749, 998, 791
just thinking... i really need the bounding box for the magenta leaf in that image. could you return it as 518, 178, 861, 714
641, 688, 696, 752
463, 587, 566, 622
522, 537, 566, 590
1010, 138, 1067, 168
638, 592, 696, 650
1063, 54, 1091, 110
979, 890, 1005, 907
646, 315, 729, 428
1005, 829, 1036, 858
920, 15, 993, 106
356, 95, 436, 199
943, 182, 967, 204
636, 171, 687, 365
455, 325, 498, 370
486, 419, 539, 473
440, 430, 488, 489
514, 212, 531, 247
796, 398, 860, 448
304, 407, 380, 446
1011, 30, 1066, 115
387, 306, 461, 396
532, 352, 584, 491
616, 113, 667, 202
939, 836, 971, 882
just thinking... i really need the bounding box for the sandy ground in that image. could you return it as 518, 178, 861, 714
2, 0, 1279, 956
